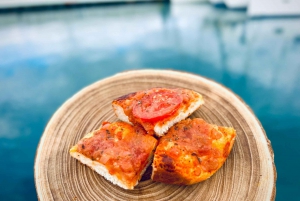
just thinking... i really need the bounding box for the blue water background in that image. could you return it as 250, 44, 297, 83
0, 3, 300, 200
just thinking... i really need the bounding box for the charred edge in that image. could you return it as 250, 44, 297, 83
191, 153, 201, 163
114, 92, 137, 102
161, 154, 175, 172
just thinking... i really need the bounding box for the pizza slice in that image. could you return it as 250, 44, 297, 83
69, 121, 158, 190
151, 118, 236, 185
112, 87, 204, 136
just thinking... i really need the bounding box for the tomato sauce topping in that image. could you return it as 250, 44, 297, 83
76, 122, 157, 183
113, 87, 202, 135
112, 87, 203, 137
132, 88, 183, 122
153, 118, 227, 184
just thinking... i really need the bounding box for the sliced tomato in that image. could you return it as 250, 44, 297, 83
132, 88, 182, 122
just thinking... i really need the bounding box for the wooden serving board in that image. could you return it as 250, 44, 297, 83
34, 70, 276, 201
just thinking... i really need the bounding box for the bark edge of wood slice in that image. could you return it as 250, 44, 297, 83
34, 69, 276, 201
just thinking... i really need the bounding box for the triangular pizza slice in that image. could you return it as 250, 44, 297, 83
70, 121, 157, 189
112, 87, 204, 136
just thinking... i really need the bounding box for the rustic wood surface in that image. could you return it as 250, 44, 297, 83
34, 69, 276, 201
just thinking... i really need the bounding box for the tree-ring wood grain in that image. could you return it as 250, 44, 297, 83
34, 69, 276, 201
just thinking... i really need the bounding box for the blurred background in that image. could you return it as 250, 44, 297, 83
0, 0, 300, 200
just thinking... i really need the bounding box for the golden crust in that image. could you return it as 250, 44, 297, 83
151, 118, 236, 185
